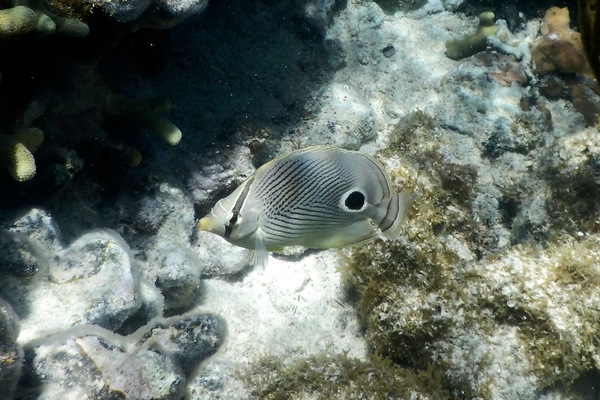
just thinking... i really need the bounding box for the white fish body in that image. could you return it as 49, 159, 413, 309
198, 146, 410, 267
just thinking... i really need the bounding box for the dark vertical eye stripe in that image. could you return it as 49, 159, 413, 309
225, 176, 256, 239
224, 211, 238, 239
233, 176, 255, 214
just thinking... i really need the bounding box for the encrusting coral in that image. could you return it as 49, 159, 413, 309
529, 7, 600, 126
531, 6, 593, 77
0, 128, 43, 181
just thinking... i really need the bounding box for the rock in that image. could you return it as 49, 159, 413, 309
136, 314, 224, 374
0, 210, 141, 344
0, 298, 22, 399
2, 208, 61, 250
23, 313, 223, 399
0, 230, 41, 277
26, 332, 185, 399
193, 230, 252, 276
290, 82, 378, 150
154, 243, 203, 313
89, 0, 209, 27
302, 0, 338, 35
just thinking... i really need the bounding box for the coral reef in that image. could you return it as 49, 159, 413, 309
0, 210, 144, 342
538, 74, 600, 126
335, 109, 600, 396
3, 0, 600, 398
346, 229, 600, 397
531, 6, 593, 77
373, 0, 428, 14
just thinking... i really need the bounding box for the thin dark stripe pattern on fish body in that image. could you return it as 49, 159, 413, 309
198, 146, 411, 268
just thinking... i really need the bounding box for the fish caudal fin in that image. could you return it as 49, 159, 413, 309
379, 190, 412, 239
253, 228, 269, 269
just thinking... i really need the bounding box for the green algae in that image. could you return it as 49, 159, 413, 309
241, 353, 449, 399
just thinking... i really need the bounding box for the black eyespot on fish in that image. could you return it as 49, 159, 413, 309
345, 191, 365, 210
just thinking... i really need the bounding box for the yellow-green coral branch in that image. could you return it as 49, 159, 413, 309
0, 6, 37, 36
0, 141, 35, 181
445, 12, 499, 60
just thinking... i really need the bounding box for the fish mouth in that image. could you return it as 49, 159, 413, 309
197, 214, 217, 232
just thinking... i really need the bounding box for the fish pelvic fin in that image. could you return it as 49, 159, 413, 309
253, 228, 269, 269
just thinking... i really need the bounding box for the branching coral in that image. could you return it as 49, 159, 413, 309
446, 12, 499, 60
0, 0, 89, 37
531, 7, 593, 77
0, 6, 37, 36
19, 73, 183, 175
0, 1, 193, 188
445, 12, 527, 62
0, 127, 43, 181
107, 94, 182, 147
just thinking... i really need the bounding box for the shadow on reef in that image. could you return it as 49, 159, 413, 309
0, 0, 342, 239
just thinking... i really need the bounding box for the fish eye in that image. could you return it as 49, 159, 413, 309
344, 190, 365, 211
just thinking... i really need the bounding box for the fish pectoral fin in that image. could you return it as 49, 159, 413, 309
253, 228, 269, 269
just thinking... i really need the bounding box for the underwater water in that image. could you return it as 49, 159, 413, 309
1, 0, 600, 398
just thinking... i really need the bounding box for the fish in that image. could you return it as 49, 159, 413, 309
197, 146, 410, 267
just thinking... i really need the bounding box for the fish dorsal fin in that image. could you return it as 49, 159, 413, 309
253, 228, 269, 269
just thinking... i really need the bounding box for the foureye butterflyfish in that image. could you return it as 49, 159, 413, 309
198, 146, 410, 267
